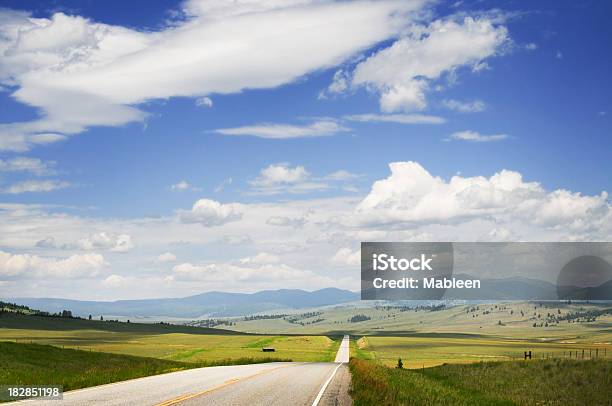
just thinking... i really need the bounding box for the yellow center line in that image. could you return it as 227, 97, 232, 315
154, 363, 298, 406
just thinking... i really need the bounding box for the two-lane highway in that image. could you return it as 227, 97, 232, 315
11, 335, 352, 406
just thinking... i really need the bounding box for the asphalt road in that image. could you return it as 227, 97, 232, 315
11, 335, 352, 406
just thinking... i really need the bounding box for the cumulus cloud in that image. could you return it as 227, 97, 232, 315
442, 99, 486, 113
0, 1, 424, 150
249, 163, 327, 194
331, 247, 360, 267
0, 250, 105, 279
250, 163, 358, 195
179, 198, 242, 226
70, 232, 135, 252
215, 120, 349, 139
252, 163, 309, 186
345, 16, 508, 112
1, 160, 611, 297
195, 96, 213, 108
2, 180, 70, 194
355, 161, 610, 232
170, 258, 335, 290
344, 113, 445, 124
448, 130, 507, 142
102, 274, 127, 288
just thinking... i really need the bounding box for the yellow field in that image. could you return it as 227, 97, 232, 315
0, 314, 340, 362
353, 335, 612, 368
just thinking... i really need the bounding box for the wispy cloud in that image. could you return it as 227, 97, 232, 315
170, 180, 201, 192
447, 130, 508, 143
2, 180, 70, 194
0, 157, 56, 175
0, 1, 419, 150
344, 113, 445, 124
442, 99, 486, 113
215, 120, 349, 139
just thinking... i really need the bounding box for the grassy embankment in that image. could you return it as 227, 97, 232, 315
0, 341, 288, 394
349, 357, 612, 405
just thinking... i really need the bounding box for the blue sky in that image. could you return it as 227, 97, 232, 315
0, 0, 611, 299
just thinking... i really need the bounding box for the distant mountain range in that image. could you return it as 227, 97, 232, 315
6, 277, 610, 319
5, 288, 360, 318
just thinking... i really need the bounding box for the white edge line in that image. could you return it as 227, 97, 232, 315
311, 362, 343, 406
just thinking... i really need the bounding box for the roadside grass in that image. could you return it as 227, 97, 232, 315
355, 335, 611, 368
0, 341, 290, 395
0, 313, 338, 362
349, 357, 612, 406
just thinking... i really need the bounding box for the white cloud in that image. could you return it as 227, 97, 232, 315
448, 130, 507, 142
0, 1, 425, 150
442, 99, 486, 113
214, 177, 233, 193
71, 232, 135, 252
266, 216, 306, 228
320, 69, 350, 98
0, 157, 55, 175
344, 113, 445, 124
239, 252, 280, 265
525, 42, 537, 51
35, 236, 57, 248
355, 161, 610, 231
331, 247, 360, 267
195, 96, 213, 108
0, 250, 105, 278
179, 198, 242, 226
102, 274, 127, 288
249, 163, 359, 195
252, 163, 309, 187
170, 180, 201, 192
222, 235, 251, 245
215, 120, 349, 139
2, 180, 70, 194
0, 161, 611, 298
249, 163, 328, 195
157, 252, 177, 263
326, 170, 359, 181
350, 17, 508, 112
170, 259, 335, 291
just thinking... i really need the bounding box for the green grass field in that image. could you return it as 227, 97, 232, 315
349, 357, 612, 405
0, 341, 289, 395
0, 313, 340, 363
354, 335, 611, 368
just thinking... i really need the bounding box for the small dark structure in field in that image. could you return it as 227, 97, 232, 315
262, 347, 275, 352
396, 358, 403, 369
